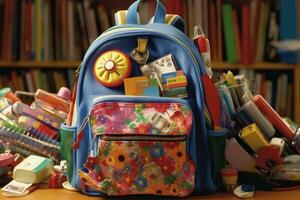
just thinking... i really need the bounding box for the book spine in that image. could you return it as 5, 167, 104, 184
222, 4, 237, 63
241, 4, 250, 64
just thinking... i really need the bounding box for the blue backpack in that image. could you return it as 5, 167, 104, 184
65, 0, 226, 196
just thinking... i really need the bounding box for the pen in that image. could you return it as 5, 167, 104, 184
193, 25, 213, 78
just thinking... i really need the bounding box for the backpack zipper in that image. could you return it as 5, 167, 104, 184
100, 135, 186, 141
73, 115, 90, 149
89, 95, 191, 114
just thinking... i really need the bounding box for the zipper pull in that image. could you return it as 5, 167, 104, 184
75, 63, 82, 78
73, 115, 90, 150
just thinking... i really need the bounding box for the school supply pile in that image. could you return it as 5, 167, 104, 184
1, 155, 54, 197
214, 69, 300, 190
0, 86, 72, 196
0, 87, 70, 163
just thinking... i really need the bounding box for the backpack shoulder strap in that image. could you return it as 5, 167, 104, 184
114, 10, 185, 33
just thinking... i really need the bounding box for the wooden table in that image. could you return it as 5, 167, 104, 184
2, 188, 300, 200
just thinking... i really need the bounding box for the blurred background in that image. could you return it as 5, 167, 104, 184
0, 0, 299, 122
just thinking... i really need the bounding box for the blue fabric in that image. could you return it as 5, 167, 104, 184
127, 0, 166, 24
72, 17, 217, 196
171, 15, 186, 33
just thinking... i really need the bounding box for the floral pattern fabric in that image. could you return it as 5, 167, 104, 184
90, 102, 193, 136
79, 101, 195, 196
79, 140, 195, 196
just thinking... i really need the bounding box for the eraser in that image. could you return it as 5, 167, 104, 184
270, 138, 285, 155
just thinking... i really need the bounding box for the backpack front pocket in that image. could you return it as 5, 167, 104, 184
78, 98, 195, 196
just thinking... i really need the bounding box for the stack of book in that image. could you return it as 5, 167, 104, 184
0, 69, 75, 93
163, 0, 300, 64
0, 0, 112, 62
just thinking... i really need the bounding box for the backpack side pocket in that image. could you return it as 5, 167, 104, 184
207, 129, 227, 187
60, 123, 77, 182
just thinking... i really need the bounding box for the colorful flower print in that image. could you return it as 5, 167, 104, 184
80, 139, 195, 196
150, 143, 164, 158
80, 101, 195, 196
134, 176, 148, 189
90, 102, 193, 136
153, 156, 176, 176
164, 141, 180, 149
134, 123, 152, 134
143, 163, 163, 183
139, 141, 155, 148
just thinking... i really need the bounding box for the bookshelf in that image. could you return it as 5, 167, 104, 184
0, 0, 299, 123
212, 62, 298, 70
0, 61, 80, 68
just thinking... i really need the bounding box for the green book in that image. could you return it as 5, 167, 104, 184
222, 4, 238, 63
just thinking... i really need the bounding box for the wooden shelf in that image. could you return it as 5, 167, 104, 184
0, 61, 297, 70
0, 61, 81, 68
0, 60, 298, 122
212, 62, 298, 70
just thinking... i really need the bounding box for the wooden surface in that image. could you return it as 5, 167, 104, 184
1, 188, 300, 200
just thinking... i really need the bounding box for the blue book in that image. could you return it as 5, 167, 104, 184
280, 0, 298, 64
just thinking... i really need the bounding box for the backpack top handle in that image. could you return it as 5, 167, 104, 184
127, 0, 166, 24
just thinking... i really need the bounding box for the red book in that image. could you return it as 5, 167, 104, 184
164, 0, 174, 14
208, 1, 217, 62
241, 4, 250, 64
173, 0, 183, 16
1, 0, 12, 60
10, 71, 19, 91
232, 9, 241, 62
27, 0, 33, 60
250, 0, 260, 63
20, 0, 26, 60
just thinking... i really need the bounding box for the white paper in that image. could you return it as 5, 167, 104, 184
271, 40, 300, 52
1, 180, 32, 194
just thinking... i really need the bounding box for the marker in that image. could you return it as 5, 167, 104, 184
13, 102, 60, 130
18, 116, 58, 139
35, 89, 70, 113
0, 113, 24, 133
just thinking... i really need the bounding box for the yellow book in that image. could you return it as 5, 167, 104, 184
167, 75, 187, 84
